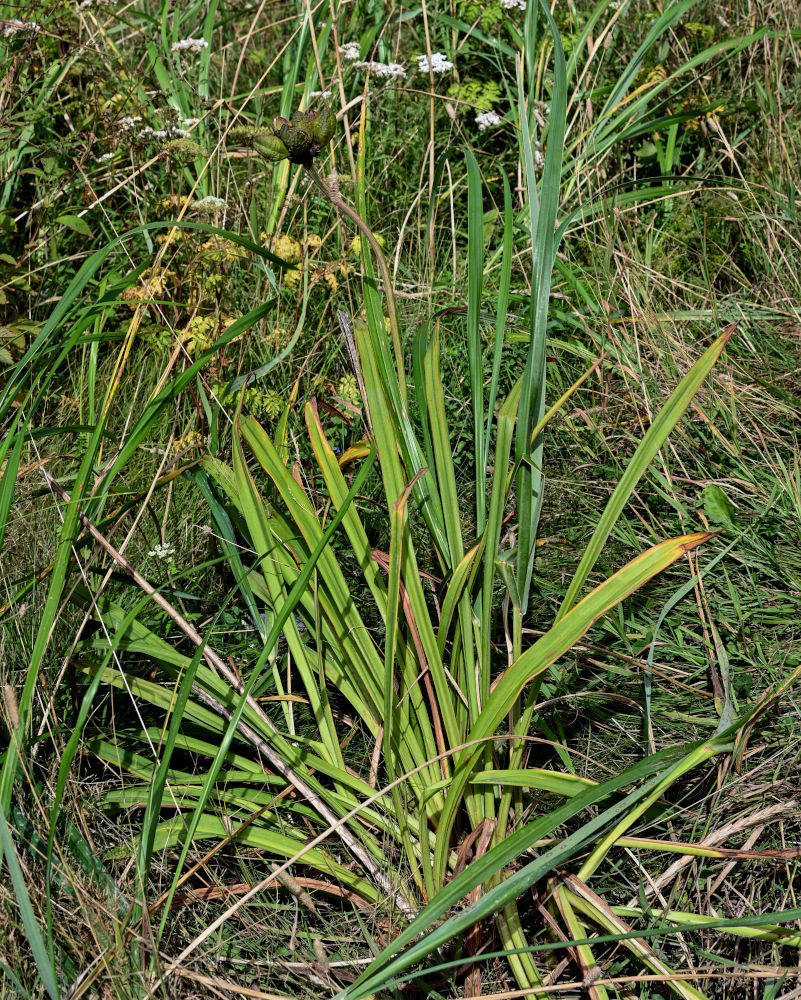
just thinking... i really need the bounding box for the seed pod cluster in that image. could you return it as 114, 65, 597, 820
253, 103, 336, 165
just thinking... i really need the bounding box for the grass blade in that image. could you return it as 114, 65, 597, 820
465, 148, 486, 533
0, 804, 59, 1000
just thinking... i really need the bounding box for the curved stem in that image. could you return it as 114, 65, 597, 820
304, 164, 407, 404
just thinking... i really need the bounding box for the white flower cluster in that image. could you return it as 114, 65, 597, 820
475, 110, 502, 131
2, 19, 42, 36
338, 42, 360, 60
417, 53, 453, 74
148, 542, 175, 560
95, 151, 115, 163
138, 126, 169, 140
501, 0, 527, 9
353, 60, 407, 79
171, 37, 208, 55
310, 89, 332, 99
136, 121, 197, 142
192, 195, 226, 211
119, 115, 143, 129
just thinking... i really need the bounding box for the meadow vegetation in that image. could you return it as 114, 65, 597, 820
1, 0, 801, 997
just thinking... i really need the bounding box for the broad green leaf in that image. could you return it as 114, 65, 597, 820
702, 484, 737, 526
55, 214, 92, 237
470, 768, 595, 798
0, 426, 23, 552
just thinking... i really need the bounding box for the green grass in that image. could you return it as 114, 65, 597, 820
1, 0, 801, 997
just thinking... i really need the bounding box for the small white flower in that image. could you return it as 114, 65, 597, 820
170, 127, 191, 138
171, 37, 208, 55
500, 0, 527, 9
119, 115, 143, 129
180, 117, 200, 128
417, 53, 453, 74
353, 60, 407, 80
338, 42, 360, 60
148, 542, 176, 560
310, 90, 332, 99
95, 151, 115, 163
475, 110, 502, 131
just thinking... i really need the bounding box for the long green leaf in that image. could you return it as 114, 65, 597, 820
595, 0, 696, 127
0, 424, 23, 554
136, 639, 207, 907
556, 324, 733, 621
306, 403, 444, 796
483, 174, 514, 473
465, 149, 486, 533
514, 0, 568, 611
0, 804, 59, 1000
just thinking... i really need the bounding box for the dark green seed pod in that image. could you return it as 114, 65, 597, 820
311, 103, 336, 146
278, 119, 314, 159
254, 133, 290, 162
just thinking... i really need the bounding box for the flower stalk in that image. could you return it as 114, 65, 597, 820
303, 163, 406, 404
244, 101, 406, 406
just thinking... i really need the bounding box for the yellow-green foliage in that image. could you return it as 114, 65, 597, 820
447, 78, 502, 114
244, 387, 285, 419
